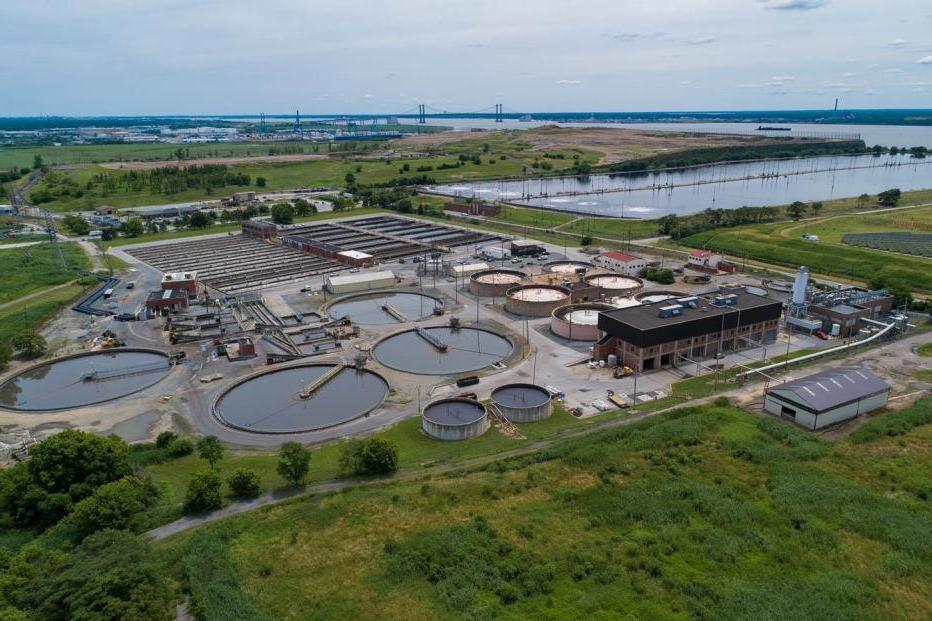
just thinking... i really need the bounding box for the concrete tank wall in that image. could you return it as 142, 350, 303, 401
421, 398, 489, 441
491, 384, 553, 423
550, 303, 614, 341
468, 269, 528, 298
505, 284, 571, 317
583, 273, 643, 298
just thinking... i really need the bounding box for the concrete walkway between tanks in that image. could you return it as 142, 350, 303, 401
145, 397, 702, 542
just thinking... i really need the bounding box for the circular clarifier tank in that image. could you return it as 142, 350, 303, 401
422, 397, 488, 441
584, 273, 642, 296
0, 349, 172, 412
550, 302, 615, 341
635, 290, 687, 304
214, 364, 389, 434
505, 284, 571, 317
373, 326, 512, 375
490, 383, 552, 422
326, 291, 441, 325
469, 269, 527, 297
542, 260, 593, 274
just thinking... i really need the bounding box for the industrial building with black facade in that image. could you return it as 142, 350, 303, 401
594, 289, 783, 372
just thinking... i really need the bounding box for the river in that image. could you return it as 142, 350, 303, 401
428, 154, 932, 219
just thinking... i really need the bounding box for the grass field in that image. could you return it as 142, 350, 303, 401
0, 141, 339, 169
0, 282, 91, 344
0, 242, 91, 303
28, 147, 600, 212
162, 399, 932, 620
677, 206, 932, 292
142, 404, 648, 526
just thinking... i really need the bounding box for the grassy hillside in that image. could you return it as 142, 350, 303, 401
0, 242, 91, 303
163, 399, 932, 620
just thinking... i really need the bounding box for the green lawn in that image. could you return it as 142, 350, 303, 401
918, 343, 932, 357
161, 399, 932, 620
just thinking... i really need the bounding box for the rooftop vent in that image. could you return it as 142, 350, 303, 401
658, 304, 684, 318
676, 296, 699, 308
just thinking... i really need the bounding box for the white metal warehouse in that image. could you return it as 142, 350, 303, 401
764, 367, 890, 431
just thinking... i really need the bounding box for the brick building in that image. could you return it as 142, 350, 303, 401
594, 289, 782, 372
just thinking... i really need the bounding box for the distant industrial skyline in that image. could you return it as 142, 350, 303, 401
3, 0, 932, 116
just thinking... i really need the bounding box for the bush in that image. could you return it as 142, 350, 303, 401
68, 476, 159, 537
167, 437, 194, 457
277, 442, 311, 486
642, 268, 675, 285
227, 469, 261, 499
270, 203, 295, 225
183, 472, 223, 514
155, 431, 177, 449
849, 398, 932, 443
11, 331, 47, 359
5, 530, 173, 621
339, 438, 398, 475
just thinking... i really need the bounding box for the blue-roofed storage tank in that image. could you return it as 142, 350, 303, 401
490, 383, 552, 423
421, 397, 488, 441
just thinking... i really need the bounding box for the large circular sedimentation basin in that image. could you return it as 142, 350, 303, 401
0, 349, 172, 412
635, 290, 687, 304
584, 274, 642, 296
469, 269, 527, 297
422, 397, 488, 441
505, 284, 571, 317
550, 302, 615, 341
214, 364, 388, 433
491, 383, 552, 423
326, 291, 441, 325
542, 260, 593, 275
373, 327, 512, 375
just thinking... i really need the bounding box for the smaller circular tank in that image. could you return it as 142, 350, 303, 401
542, 260, 594, 275
635, 290, 687, 304
584, 273, 642, 297
469, 268, 527, 297
491, 383, 552, 422
505, 284, 571, 317
550, 302, 614, 341
422, 397, 488, 441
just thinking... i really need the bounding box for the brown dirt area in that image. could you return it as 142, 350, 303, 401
98, 153, 328, 170
393, 126, 798, 164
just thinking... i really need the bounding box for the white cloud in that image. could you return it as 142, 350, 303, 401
918, 55, 932, 64
555, 79, 581, 85
842, 72, 856, 78
759, 0, 827, 11
883, 68, 903, 73
361, 93, 375, 100
686, 36, 715, 45
736, 83, 762, 88
886, 38, 907, 47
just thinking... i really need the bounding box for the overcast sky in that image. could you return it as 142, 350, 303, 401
3, 0, 932, 116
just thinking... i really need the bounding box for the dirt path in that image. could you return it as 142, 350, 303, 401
0, 280, 78, 312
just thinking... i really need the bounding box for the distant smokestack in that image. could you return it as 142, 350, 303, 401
792, 266, 809, 305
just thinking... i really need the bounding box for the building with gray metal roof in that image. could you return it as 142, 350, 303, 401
764, 367, 890, 430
